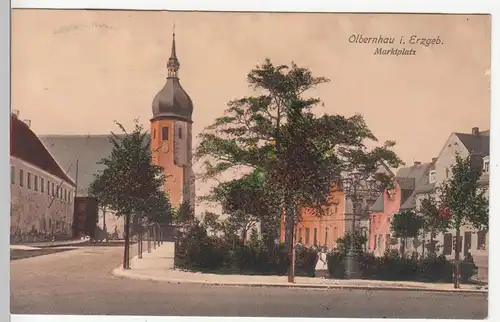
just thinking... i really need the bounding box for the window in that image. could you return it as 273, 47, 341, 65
429, 170, 437, 183
298, 228, 303, 242
178, 127, 182, 139
153, 128, 156, 139
162, 127, 169, 141
64, 189, 67, 201
305, 228, 310, 244
313, 228, 318, 245
27, 172, 32, 189
373, 236, 377, 250
19, 169, 24, 187
69, 191, 72, 201
443, 233, 453, 255
324, 228, 329, 246
385, 234, 391, 250
47, 181, 50, 195
477, 231, 487, 250
51, 182, 55, 196
484, 157, 490, 173
56, 186, 60, 198
11, 166, 15, 184
41, 178, 45, 193
34, 175, 38, 191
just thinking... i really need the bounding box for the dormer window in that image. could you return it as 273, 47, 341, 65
429, 170, 437, 183
483, 157, 490, 173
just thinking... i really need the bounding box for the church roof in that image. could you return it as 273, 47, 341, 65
39, 134, 150, 196
10, 115, 75, 186
152, 32, 193, 123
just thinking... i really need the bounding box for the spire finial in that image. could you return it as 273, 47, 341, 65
167, 25, 179, 78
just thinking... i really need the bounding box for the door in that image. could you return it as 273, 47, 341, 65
464, 232, 472, 256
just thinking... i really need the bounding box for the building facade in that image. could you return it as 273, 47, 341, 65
10, 113, 76, 243
368, 162, 433, 256
415, 128, 489, 278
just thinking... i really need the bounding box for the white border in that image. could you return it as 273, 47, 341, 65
7, 1, 499, 322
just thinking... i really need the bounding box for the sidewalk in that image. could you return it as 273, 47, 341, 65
112, 243, 487, 294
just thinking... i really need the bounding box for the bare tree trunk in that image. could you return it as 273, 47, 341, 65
123, 213, 131, 269
454, 229, 461, 289
285, 201, 296, 283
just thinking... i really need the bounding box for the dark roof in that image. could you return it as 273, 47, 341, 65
39, 134, 151, 196
370, 162, 433, 212
152, 33, 193, 123
10, 116, 75, 186
455, 132, 490, 157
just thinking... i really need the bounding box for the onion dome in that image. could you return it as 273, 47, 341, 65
152, 29, 193, 123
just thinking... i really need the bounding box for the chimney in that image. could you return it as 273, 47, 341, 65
432, 157, 437, 163
414, 161, 422, 166
12, 110, 19, 118
23, 119, 31, 128
472, 127, 479, 135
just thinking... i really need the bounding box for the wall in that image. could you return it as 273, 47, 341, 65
295, 187, 346, 249
151, 119, 185, 207
368, 183, 402, 256
10, 156, 75, 242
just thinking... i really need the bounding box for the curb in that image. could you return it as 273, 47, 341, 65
12, 239, 90, 249
111, 267, 488, 295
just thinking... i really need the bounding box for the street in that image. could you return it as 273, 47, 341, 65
10, 244, 488, 319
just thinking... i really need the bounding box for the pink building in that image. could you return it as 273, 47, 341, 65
368, 162, 433, 256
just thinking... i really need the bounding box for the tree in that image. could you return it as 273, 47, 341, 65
437, 154, 489, 288
335, 228, 368, 255
88, 120, 169, 269
195, 59, 402, 282
418, 194, 449, 256
201, 168, 282, 247
390, 210, 424, 257
172, 200, 195, 226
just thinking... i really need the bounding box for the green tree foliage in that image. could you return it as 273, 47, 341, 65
418, 194, 449, 254
335, 228, 368, 255
172, 200, 195, 226
201, 168, 282, 246
390, 210, 423, 256
437, 154, 488, 288
439, 154, 489, 232
88, 120, 171, 269
195, 59, 403, 280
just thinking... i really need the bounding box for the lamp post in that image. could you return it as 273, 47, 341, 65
342, 171, 380, 279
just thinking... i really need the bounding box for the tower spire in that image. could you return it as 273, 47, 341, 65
167, 25, 180, 78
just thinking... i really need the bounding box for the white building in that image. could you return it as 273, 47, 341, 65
414, 127, 489, 279
10, 113, 76, 243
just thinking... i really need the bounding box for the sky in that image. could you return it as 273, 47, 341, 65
12, 10, 491, 180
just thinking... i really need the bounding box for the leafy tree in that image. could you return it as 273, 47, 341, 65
418, 194, 449, 255
172, 200, 195, 226
88, 120, 169, 269
437, 154, 489, 288
195, 59, 402, 281
201, 168, 282, 247
335, 228, 368, 255
390, 210, 424, 257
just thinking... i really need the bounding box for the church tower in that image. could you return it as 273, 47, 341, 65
151, 30, 195, 210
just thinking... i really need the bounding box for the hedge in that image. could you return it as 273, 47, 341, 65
326, 249, 478, 283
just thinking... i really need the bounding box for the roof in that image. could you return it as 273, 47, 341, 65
10, 115, 75, 186
370, 162, 433, 212
39, 134, 150, 196
152, 33, 193, 123
454, 132, 490, 157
